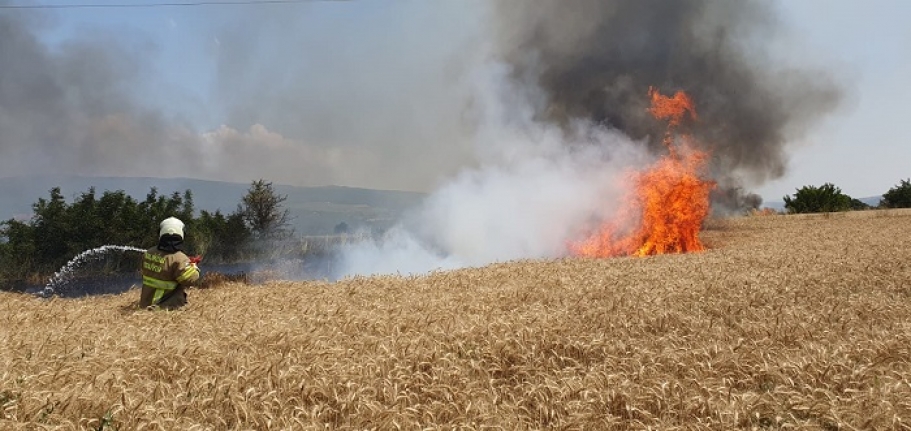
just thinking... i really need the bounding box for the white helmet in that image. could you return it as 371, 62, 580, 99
159, 217, 185, 239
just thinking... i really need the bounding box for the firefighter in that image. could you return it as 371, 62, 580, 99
139, 217, 200, 310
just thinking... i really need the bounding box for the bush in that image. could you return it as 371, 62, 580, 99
880, 179, 911, 208
783, 183, 854, 214
850, 198, 871, 211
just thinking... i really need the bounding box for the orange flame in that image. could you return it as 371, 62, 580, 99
571, 88, 715, 258
647, 86, 697, 128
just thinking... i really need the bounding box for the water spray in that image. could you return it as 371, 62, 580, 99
42, 245, 145, 297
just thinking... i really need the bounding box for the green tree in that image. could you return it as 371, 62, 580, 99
850, 198, 870, 211
68, 187, 99, 252
95, 190, 144, 246
221, 211, 252, 259
880, 178, 911, 208
783, 183, 854, 214
194, 209, 251, 262
0, 218, 37, 281
239, 179, 292, 241
31, 187, 72, 272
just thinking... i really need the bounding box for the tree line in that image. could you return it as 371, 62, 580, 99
0, 179, 291, 284
783, 179, 911, 214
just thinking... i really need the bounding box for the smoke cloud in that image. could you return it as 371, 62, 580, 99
0, 11, 172, 176
490, 0, 842, 208
208, 1, 483, 190
334, 65, 650, 277
335, 0, 844, 276
1, 2, 480, 189
1, 1, 839, 192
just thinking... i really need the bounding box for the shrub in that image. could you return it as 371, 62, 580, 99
880, 178, 911, 208
783, 183, 853, 214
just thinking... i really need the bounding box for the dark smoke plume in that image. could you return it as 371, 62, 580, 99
493, 0, 842, 211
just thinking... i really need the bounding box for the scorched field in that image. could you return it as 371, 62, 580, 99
2, 210, 911, 430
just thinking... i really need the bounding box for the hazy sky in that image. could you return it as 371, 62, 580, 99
2, 0, 909, 203
755, 0, 911, 201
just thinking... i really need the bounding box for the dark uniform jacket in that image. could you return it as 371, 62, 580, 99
140, 247, 200, 309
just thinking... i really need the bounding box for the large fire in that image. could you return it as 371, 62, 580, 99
571, 88, 715, 257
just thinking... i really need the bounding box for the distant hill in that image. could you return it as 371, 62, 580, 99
0, 176, 426, 235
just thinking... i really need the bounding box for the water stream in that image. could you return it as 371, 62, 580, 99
42, 245, 145, 297
21, 245, 336, 298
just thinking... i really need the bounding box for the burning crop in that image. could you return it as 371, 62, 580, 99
572, 88, 715, 258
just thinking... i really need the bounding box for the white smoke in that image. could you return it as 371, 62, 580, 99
333, 63, 652, 278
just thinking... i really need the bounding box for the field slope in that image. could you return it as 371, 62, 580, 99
2, 210, 911, 429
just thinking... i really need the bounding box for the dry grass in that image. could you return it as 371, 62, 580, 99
2, 210, 911, 430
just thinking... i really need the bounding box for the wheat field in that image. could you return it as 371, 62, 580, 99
2, 210, 911, 430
